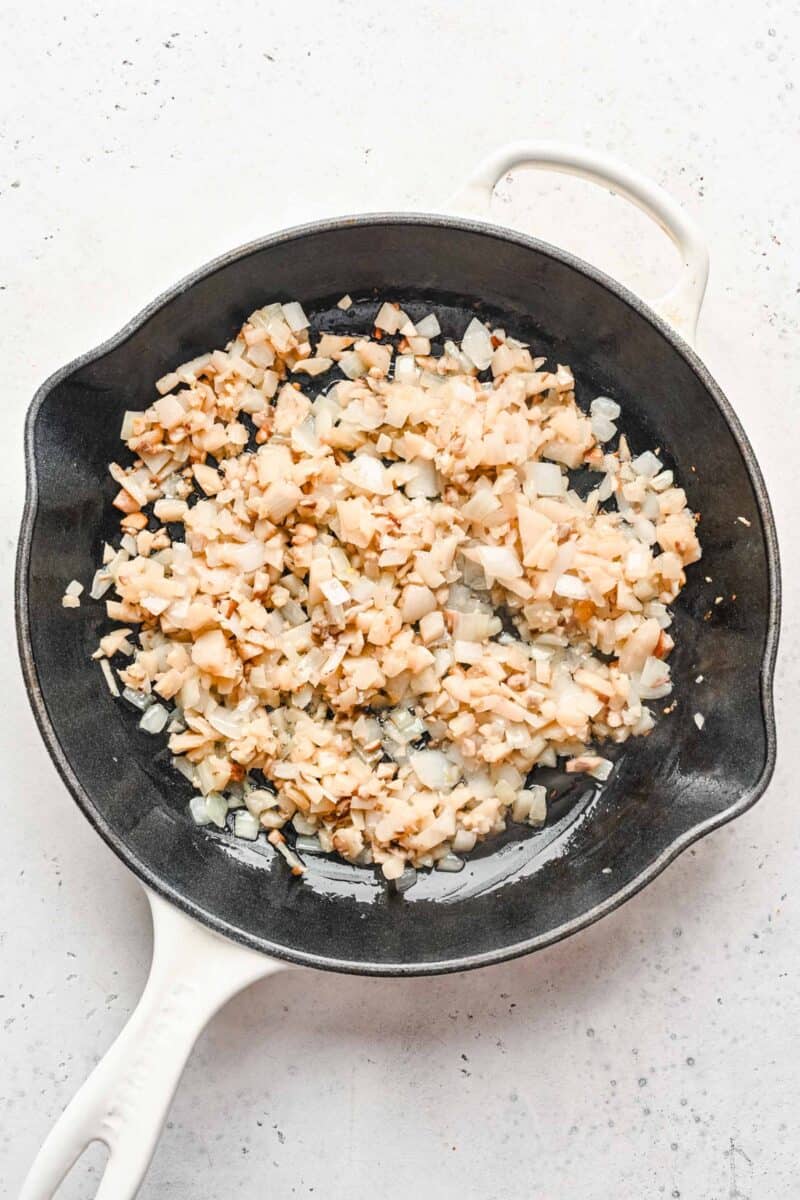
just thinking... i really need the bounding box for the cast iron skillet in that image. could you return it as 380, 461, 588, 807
17, 144, 779, 1200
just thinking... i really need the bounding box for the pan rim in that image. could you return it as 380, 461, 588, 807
15, 211, 781, 976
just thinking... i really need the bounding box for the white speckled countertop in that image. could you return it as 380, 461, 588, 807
1, 3, 797, 1197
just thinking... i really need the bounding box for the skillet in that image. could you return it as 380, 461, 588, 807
16, 142, 779, 1199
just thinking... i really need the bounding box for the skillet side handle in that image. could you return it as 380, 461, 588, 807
20, 889, 284, 1200
446, 141, 709, 347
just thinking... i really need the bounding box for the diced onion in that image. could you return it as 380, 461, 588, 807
591, 396, 621, 421
120, 411, 139, 440
597, 473, 616, 502
477, 546, 523, 580
295, 835, 324, 854
89, 570, 113, 600
409, 749, 460, 791
141, 594, 171, 616
393, 355, 418, 383
230, 540, 270, 573
189, 796, 212, 826
394, 866, 417, 892
234, 810, 260, 840
292, 356, 332, 377
554, 574, 589, 600
436, 853, 465, 872
207, 708, 246, 738
375, 302, 403, 334
292, 416, 320, 454
341, 454, 391, 495
641, 493, 661, 521
281, 301, 309, 331
451, 611, 498, 642
205, 793, 228, 828
338, 350, 367, 379
651, 469, 674, 492
245, 789, 280, 817
530, 462, 565, 496
461, 318, 493, 370
454, 640, 481, 664
452, 829, 477, 853
320, 578, 350, 606
139, 703, 168, 734
512, 785, 547, 825
591, 414, 617, 443
631, 451, 662, 478
589, 758, 613, 781
415, 313, 441, 338
122, 687, 152, 712
99, 659, 119, 696
404, 460, 440, 499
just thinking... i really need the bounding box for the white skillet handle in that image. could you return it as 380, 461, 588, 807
447, 141, 709, 346
21, 889, 283, 1200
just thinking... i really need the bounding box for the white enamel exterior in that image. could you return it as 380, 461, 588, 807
20, 893, 284, 1200
21, 141, 710, 1198
447, 140, 709, 346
